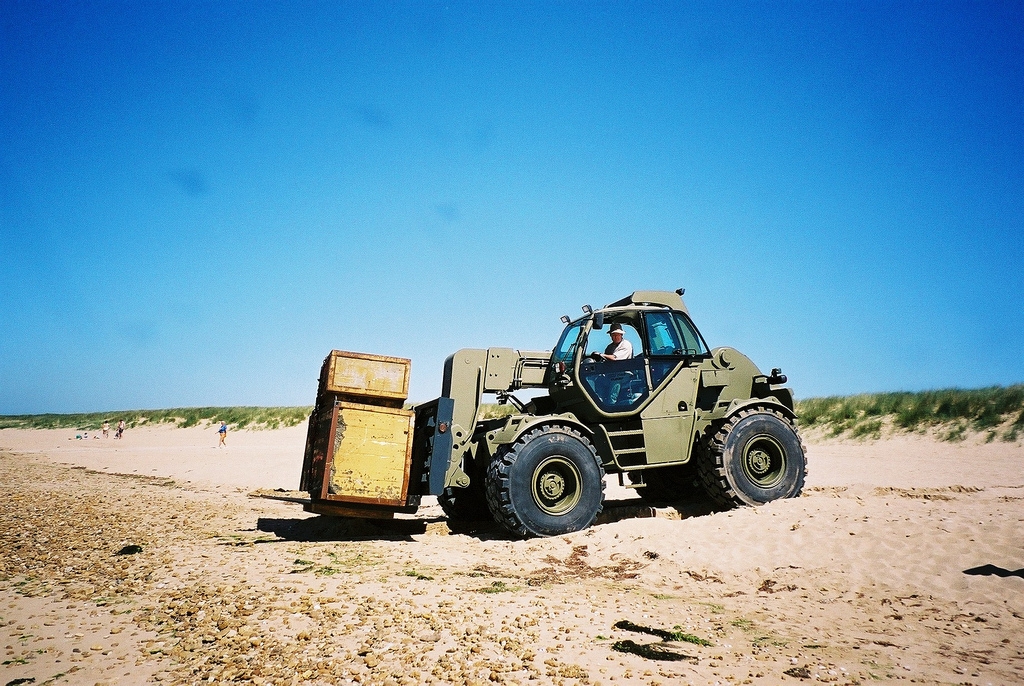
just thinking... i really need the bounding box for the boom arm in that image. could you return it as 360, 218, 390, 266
436, 347, 550, 489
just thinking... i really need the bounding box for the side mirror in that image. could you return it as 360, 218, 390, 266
593, 312, 604, 330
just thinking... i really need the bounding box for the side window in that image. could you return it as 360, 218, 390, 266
584, 322, 641, 359
673, 313, 708, 355
645, 312, 683, 356
645, 311, 683, 388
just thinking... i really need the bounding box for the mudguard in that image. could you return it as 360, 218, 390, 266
723, 396, 797, 423
483, 412, 594, 456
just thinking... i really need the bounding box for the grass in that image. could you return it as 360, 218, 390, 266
6, 385, 1022, 442
0, 406, 313, 431
403, 569, 434, 581
610, 620, 707, 662
476, 580, 518, 593
478, 403, 518, 420
796, 385, 1024, 442
613, 620, 713, 646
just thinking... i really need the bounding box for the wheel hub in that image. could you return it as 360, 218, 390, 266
747, 449, 772, 476
532, 456, 582, 516
742, 434, 786, 489
539, 472, 566, 499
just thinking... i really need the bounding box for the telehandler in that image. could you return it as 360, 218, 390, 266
300, 289, 805, 537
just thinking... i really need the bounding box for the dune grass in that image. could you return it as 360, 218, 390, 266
0, 406, 313, 431
478, 403, 518, 420
795, 385, 1024, 442
5, 385, 1023, 442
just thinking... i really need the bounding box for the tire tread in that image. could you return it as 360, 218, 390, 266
485, 424, 605, 537
697, 406, 806, 508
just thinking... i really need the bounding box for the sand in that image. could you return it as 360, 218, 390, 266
1, 424, 1022, 686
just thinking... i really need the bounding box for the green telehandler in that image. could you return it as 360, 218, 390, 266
300, 289, 806, 537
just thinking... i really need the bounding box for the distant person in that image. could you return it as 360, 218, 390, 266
116, 420, 125, 439
218, 421, 228, 447
601, 323, 633, 360
102, 420, 110, 438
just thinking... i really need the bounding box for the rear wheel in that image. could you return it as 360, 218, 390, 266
486, 425, 605, 537
698, 407, 806, 508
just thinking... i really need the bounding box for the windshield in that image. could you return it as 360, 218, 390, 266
552, 323, 585, 370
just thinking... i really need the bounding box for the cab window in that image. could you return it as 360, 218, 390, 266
552, 321, 584, 364
579, 321, 648, 412
545, 320, 584, 384
645, 311, 708, 388
674, 313, 708, 355
583, 322, 641, 359
645, 311, 681, 388
645, 312, 683, 356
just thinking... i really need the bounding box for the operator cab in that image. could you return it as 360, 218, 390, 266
547, 305, 711, 416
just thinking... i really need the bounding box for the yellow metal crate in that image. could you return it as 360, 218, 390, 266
324, 350, 410, 403
324, 401, 415, 506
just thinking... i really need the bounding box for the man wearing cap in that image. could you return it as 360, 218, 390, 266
600, 323, 633, 361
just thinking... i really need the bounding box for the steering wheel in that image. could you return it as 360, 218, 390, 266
586, 352, 605, 363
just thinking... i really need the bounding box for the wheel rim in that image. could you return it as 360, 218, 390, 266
742, 434, 786, 488
531, 455, 583, 515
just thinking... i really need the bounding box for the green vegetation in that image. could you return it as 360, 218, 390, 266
476, 580, 518, 593
7, 385, 1022, 441
796, 385, 1024, 442
613, 620, 713, 646
403, 569, 434, 581
478, 403, 517, 420
0, 406, 312, 431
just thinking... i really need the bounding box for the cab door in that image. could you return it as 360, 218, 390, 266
577, 321, 649, 415
639, 311, 701, 465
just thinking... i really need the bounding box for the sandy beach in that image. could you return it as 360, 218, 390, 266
2, 424, 1022, 685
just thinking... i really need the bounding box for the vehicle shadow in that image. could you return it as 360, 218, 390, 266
599, 498, 720, 523
256, 515, 438, 542
257, 499, 721, 543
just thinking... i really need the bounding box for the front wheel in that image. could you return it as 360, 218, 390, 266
486, 425, 605, 537
438, 484, 490, 521
698, 407, 806, 508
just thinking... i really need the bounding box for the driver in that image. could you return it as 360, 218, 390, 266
600, 323, 633, 361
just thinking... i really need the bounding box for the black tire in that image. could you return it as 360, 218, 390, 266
698, 407, 806, 508
438, 484, 490, 521
486, 425, 605, 538
438, 453, 490, 521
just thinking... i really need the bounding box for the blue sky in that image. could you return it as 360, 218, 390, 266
1, 1, 1022, 414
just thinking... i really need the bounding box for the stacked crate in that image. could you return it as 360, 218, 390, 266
300, 351, 415, 514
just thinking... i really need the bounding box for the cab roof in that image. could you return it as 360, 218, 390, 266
604, 290, 688, 314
